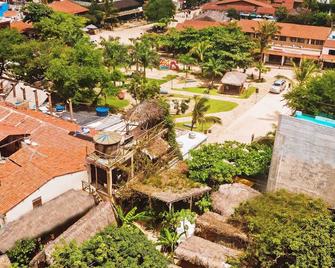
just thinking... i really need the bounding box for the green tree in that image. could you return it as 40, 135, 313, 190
35, 12, 87, 46
102, 38, 130, 71
190, 41, 212, 74
52, 225, 168, 268
230, 190, 335, 268
187, 141, 272, 185
0, 29, 24, 76
253, 20, 280, 62
7, 239, 38, 268
284, 70, 335, 117
178, 54, 195, 79
254, 61, 270, 81
144, 0, 176, 22
303, 0, 318, 10
202, 58, 224, 88
190, 96, 222, 131
275, 6, 288, 21
22, 3, 53, 23
115, 206, 150, 226
127, 73, 160, 102
292, 58, 319, 85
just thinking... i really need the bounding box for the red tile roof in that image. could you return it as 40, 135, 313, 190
323, 39, 335, 48
0, 102, 93, 215
10, 21, 33, 33
320, 54, 335, 62
176, 20, 225, 30
0, 125, 26, 141
48, 0, 88, 14
3, 11, 18, 17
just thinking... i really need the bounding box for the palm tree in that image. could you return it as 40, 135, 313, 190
178, 54, 195, 79
293, 58, 319, 85
157, 228, 184, 253
190, 41, 212, 73
191, 96, 222, 131
101, 38, 130, 71
202, 58, 224, 89
254, 61, 270, 81
114, 206, 150, 227
253, 21, 280, 62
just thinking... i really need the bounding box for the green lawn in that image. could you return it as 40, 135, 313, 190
99, 96, 129, 109
174, 87, 219, 95
239, 86, 256, 99
147, 75, 178, 86
175, 121, 214, 132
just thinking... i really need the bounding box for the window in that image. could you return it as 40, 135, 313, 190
329, 50, 335, 55
311, 39, 324, 45
290, 37, 297, 42
279, 36, 287, 41
297, 38, 305, 43
32, 197, 42, 209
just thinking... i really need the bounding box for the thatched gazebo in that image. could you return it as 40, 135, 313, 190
175, 236, 242, 268
195, 212, 248, 249
211, 183, 260, 218
123, 100, 165, 129
0, 190, 96, 253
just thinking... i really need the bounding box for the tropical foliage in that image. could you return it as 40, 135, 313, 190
284, 70, 335, 117
195, 194, 212, 213
22, 3, 53, 23
187, 141, 273, 185
144, 0, 176, 22
230, 190, 335, 268
52, 225, 168, 268
292, 58, 319, 85
7, 239, 39, 268
114, 206, 150, 226
157, 228, 183, 253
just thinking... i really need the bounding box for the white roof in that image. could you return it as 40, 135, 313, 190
176, 131, 207, 159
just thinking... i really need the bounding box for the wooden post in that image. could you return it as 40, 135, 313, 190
47, 93, 52, 112
95, 166, 98, 189
130, 155, 134, 179
68, 98, 74, 121
189, 196, 193, 210
21, 87, 26, 100
107, 168, 112, 196
149, 197, 152, 209
168, 203, 172, 212
12, 84, 16, 98
33, 89, 39, 110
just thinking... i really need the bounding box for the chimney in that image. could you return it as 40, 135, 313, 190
33, 89, 39, 110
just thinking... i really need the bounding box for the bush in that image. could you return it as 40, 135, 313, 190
187, 141, 272, 185
144, 0, 176, 22
52, 225, 168, 268
230, 190, 335, 267
7, 238, 38, 267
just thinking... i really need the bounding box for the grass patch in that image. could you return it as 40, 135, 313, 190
239, 86, 256, 99
175, 121, 214, 132
147, 78, 168, 85
99, 95, 129, 109
174, 87, 219, 95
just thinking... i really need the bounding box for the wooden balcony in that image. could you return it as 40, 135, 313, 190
271, 40, 323, 50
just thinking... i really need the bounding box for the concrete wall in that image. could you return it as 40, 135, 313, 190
267, 115, 335, 207
4, 171, 88, 223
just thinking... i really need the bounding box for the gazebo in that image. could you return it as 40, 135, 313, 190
219, 71, 248, 94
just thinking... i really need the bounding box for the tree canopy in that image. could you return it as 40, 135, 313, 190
187, 141, 272, 185
52, 225, 168, 268
144, 0, 176, 22
22, 3, 54, 23
230, 190, 335, 268
284, 70, 335, 117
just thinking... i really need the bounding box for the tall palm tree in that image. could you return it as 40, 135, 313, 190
190, 41, 212, 74
254, 61, 270, 81
253, 21, 280, 62
101, 38, 130, 71
293, 58, 319, 85
191, 96, 222, 131
202, 58, 224, 89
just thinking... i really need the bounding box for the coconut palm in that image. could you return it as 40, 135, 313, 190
191, 96, 222, 131
101, 38, 130, 71
253, 20, 280, 62
157, 228, 184, 253
254, 61, 270, 81
202, 58, 224, 89
114, 205, 150, 227
190, 41, 212, 73
293, 58, 319, 85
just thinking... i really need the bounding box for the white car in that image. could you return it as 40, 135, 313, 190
270, 80, 287, 94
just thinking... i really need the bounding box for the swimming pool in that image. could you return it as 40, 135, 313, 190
295, 112, 335, 128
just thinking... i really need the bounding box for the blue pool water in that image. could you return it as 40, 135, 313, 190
295, 112, 335, 128
0, 2, 9, 17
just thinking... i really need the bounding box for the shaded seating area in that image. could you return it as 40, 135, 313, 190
0, 190, 96, 253
219, 71, 248, 95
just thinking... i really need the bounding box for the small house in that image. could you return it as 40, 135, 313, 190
219, 71, 248, 95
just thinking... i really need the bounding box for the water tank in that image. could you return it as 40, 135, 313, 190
93, 131, 122, 157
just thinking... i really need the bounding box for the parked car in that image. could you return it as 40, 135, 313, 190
270, 80, 287, 94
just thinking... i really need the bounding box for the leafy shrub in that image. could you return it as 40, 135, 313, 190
7, 238, 38, 268
195, 194, 212, 213
230, 190, 335, 268
52, 225, 168, 268
187, 141, 272, 185
160, 209, 196, 231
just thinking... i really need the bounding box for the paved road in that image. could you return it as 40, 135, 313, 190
207, 90, 291, 143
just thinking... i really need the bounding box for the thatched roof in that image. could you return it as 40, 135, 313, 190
175, 236, 242, 268
123, 100, 165, 125
221, 71, 247, 87
44, 202, 116, 264
142, 136, 170, 160
195, 212, 248, 249
0, 254, 11, 267
211, 183, 260, 218
0, 190, 95, 253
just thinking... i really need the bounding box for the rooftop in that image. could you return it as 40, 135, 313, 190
48, 0, 88, 14
0, 102, 94, 215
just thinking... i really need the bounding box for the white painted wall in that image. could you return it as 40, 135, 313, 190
4, 171, 88, 223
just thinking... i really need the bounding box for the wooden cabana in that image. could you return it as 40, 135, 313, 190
219, 71, 248, 95
0, 190, 96, 253
175, 236, 242, 268
195, 212, 249, 249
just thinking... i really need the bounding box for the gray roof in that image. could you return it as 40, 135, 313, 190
221, 71, 247, 86
0, 190, 95, 253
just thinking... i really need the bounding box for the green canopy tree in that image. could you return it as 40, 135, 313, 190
0, 29, 24, 76
22, 3, 54, 23
190, 41, 212, 74
190, 96, 222, 131
230, 190, 335, 268
102, 38, 130, 71
127, 73, 160, 102
178, 54, 195, 79
144, 0, 176, 22
202, 58, 224, 88
284, 70, 335, 117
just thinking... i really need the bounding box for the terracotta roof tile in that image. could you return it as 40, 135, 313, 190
0, 102, 93, 215
176, 20, 226, 30
48, 0, 88, 14
3, 11, 18, 17
324, 39, 335, 48
10, 21, 33, 33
